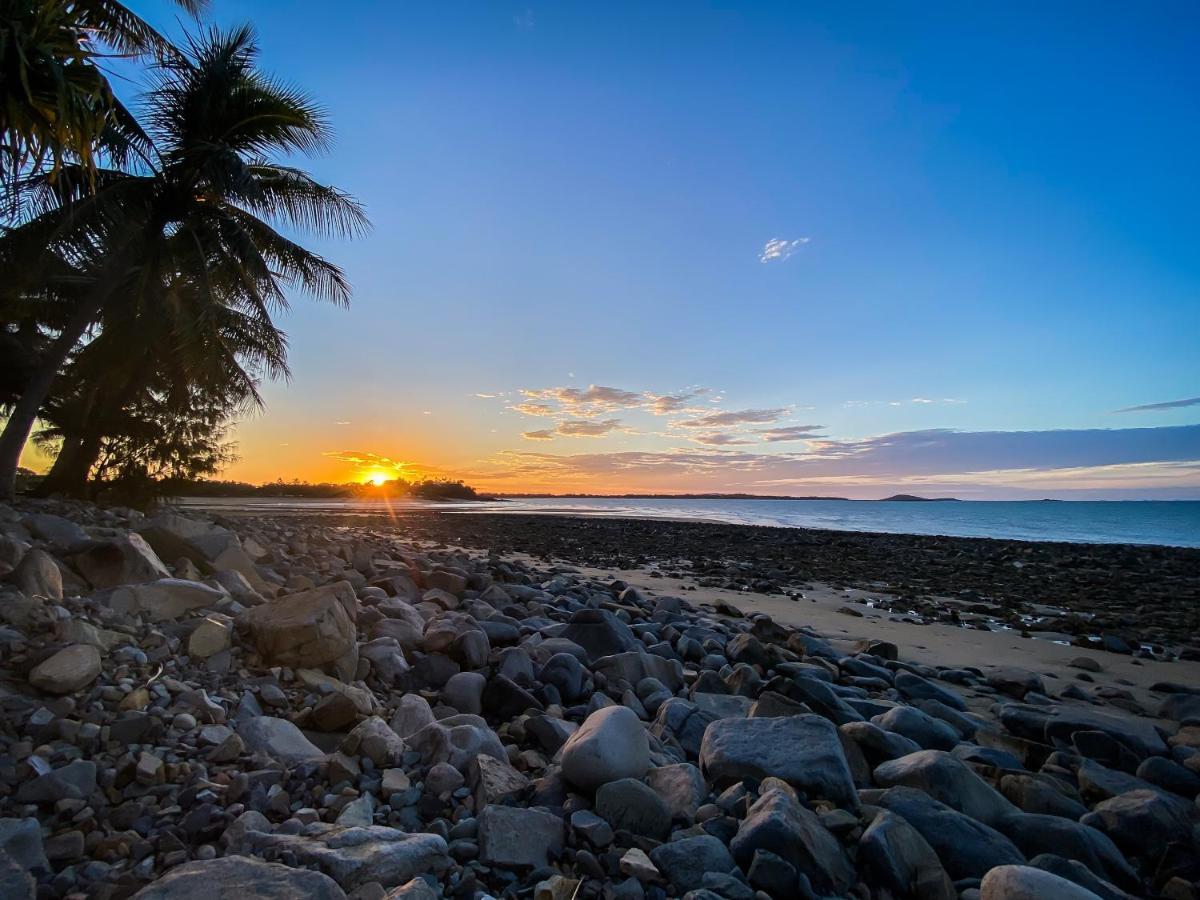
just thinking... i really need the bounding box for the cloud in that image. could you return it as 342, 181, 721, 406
1115, 396, 1200, 413
556, 418, 624, 437
690, 432, 755, 446
522, 418, 626, 440
521, 385, 644, 417
759, 237, 810, 263
511, 401, 557, 417
755, 425, 825, 443
646, 388, 709, 415
676, 408, 787, 429
473, 392, 498, 399
482, 425, 1200, 494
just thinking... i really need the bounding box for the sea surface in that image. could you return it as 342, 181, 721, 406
181, 496, 1200, 548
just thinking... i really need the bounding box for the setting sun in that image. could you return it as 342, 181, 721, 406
365, 471, 389, 486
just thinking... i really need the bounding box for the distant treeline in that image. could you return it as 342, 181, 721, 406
162, 478, 487, 501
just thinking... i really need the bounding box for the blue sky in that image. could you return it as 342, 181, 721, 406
111, 1, 1199, 496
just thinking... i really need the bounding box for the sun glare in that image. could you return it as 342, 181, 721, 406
366, 472, 388, 486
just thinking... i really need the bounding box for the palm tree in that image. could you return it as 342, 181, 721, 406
1, 0, 206, 198
0, 24, 367, 499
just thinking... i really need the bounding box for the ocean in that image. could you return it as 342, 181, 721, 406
180, 496, 1200, 548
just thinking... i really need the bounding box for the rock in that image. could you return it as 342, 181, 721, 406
873, 751, 1019, 825
595, 778, 672, 838
23, 513, 88, 549
594, 651, 684, 693
470, 754, 529, 807
390, 694, 436, 740
895, 671, 967, 710
385, 878, 439, 900
561, 705, 650, 791
1000, 774, 1089, 820
188, 614, 233, 658
840, 721, 923, 765
237, 825, 448, 891
645, 763, 706, 821
986, 667, 1048, 699
1082, 789, 1199, 859
620, 848, 660, 881
570, 810, 614, 847
562, 609, 639, 661
477, 805, 563, 868
28, 644, 101, 694
1136, 756, 1200, 797
236, 716, 325, 765
15, 760, 96, 803
241, 581, 357, 672
876, 786, 1026, 880
425, 762, 464, 795
341, 717, 406, 768
860, 809, 956, 900
746, 848, 800, 897
73, 533, 170, 588
408, 714, 505, 772
992, 813, 1138, 892
730, 786, 855, 895
980, 865, 1104, 900
133, 855, 348, 899
0, 818, 48, 874
360, 637, 410, 685
9, 549, 62, 600
312, 692, 360, 731
1002, 704, 1168, 759
649, 835, 737, 893
700, 714, 859, 809
110, 578, 227, 621
0, 853, 34, 900
872, 706, 961, 751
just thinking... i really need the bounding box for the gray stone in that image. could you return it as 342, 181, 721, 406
238, 825, 448, 891
563, 608, 640, 661
15, 760, 96, 803
10, 549, 62, 600
649, 835, 737, 893
894, 671, 967, 710
133, 855, 348, 899
237, 716, 325, 765
29, 644, 101, 694
409, 714, 505, 772
0, 818, 48, 874
871, 706, 960, 751
876, 786, 1026, 880
390, 694, 436, 740
561, 705, 650, 791
873, 750, 1018, 825
980, 865, 1104, 900
110, 578, 226, 621
645, 763, 707, 821
730, 786, 855, 895
859, 809, 956, 900
596, 778, 672, 838
478, 805, 563, 868
700, 714, 859, 809
73, 533, 170, 588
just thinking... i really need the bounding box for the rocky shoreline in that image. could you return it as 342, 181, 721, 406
1, 499, 1198, 899
229, 511, 1200, 660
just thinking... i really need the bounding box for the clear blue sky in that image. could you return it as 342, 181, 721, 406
114, 1, 1200, 497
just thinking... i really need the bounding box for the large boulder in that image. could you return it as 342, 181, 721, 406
28, 644, 101, 694
133, 856, 346, 899
562, 609, 639, 661
477, 805, 563, 868
730, 786, 855, 895
648, 835, 737, 894
873, 750, 1019, 826
593, 651, 684, 693
700, 714, 859, 809
859, 809, 956, 900
876, 786, 1026, 880
980, 865, 1105, 900
72, 533, 169, 588
240, 581, 357, 672
9, 549, 62, 600
560, 705, 650, 791
109, 579, 228, 622
595, 778, 671, 839
236, 716, 325, 765
407, 714, 505, 772
238, 824, 448, 891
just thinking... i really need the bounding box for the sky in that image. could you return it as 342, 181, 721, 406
32, 1, 1200, 498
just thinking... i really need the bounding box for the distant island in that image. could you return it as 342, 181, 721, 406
880, 494, 961, 502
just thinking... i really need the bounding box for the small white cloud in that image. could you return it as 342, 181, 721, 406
335, 421, 351, 425
760, 237, 810, 263
473, 392, 498, 399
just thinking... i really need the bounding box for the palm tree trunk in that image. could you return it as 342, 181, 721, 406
36, 433, 102, 498
0, 300, 101, 501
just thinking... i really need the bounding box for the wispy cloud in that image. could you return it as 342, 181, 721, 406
755, 424, 825, 443
690, 432, 755, 446
511, 401, 558, 417
646, 388, 709, 415
676, 408, 787, 429
522, 418, 626, 440
1115, 396, 1200, 413
760, 237, 810, 263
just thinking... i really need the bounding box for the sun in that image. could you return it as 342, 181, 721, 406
365, 471, 389, 486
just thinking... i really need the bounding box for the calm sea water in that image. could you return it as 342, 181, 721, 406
182, 497, 1200, 548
